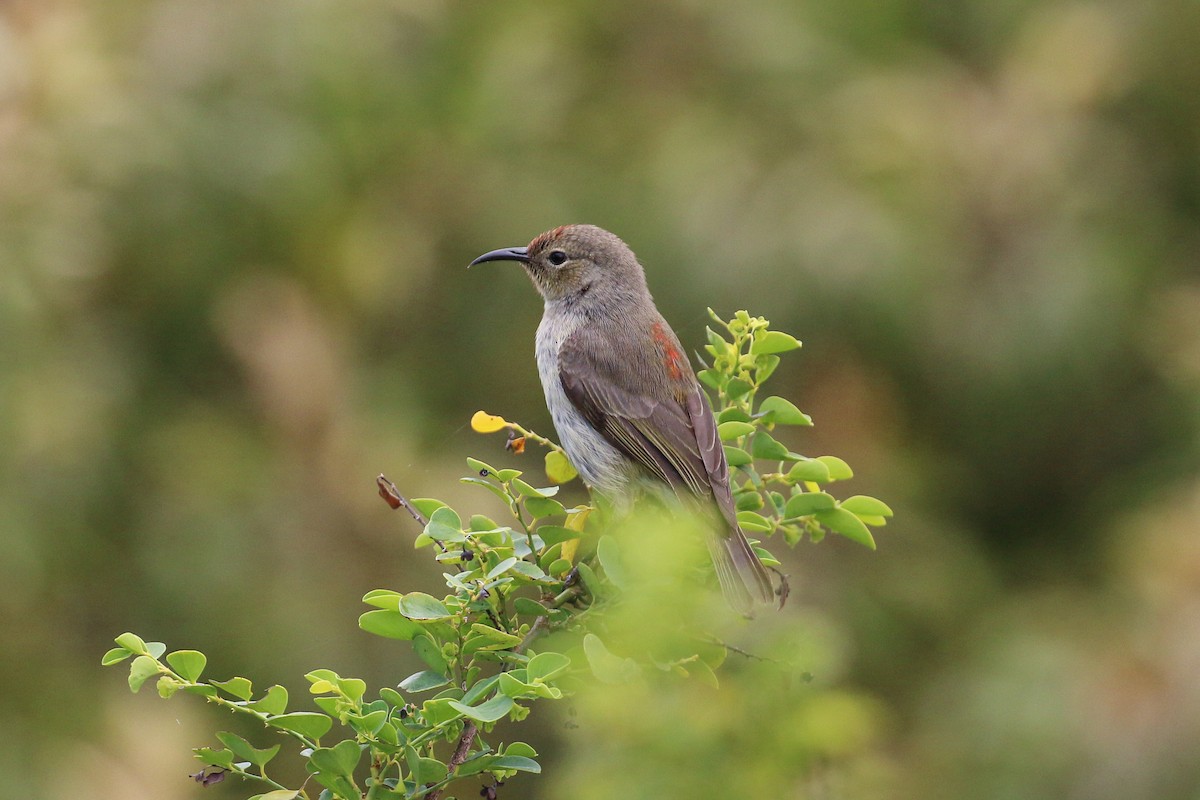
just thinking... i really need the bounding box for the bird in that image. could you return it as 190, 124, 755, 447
470, 224, 776, 614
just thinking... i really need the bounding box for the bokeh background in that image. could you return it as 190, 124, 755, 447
3, 0, 1200, 797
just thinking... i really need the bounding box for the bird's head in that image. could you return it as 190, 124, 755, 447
470, 224, 648, 304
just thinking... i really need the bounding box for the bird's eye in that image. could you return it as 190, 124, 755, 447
547, 250, 567, 266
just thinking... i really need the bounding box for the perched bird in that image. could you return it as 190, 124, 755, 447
471, 224, 775, 613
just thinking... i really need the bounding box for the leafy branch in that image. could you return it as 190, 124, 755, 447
103, 310, 890, 799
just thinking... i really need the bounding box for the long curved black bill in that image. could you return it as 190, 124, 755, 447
468, 246, 529, 268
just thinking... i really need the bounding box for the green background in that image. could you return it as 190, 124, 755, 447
3, 0, 1199, 797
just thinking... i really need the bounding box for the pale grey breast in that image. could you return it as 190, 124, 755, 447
535, 303, 635, 494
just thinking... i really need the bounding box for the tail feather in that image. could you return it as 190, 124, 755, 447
707, 527, 776, 615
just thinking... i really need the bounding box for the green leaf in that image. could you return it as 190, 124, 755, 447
717, 407, 751, 424
784, 492, 836, 518
755, 354, 781, 382
535, 525, 580, 547
510, 561, 547, 580
398, 593, 451, 621
514, 597, 549, 617
248, 685, 288, 715
166, 650, 206, 683
268, 712, 333, 741
697, 369, 721, 390
212, 677, 254, 701
840, 495, 894, 518
414, 757, 448, 784
582, 634, 640, 684
425, 506, 465, 543
758, 396, 812, 426
466, 457, 499, 478
526, 652, 571, 683
361, 589, 402, 609
128, 656, 160, 693
750, 330, 801, 355
412, 636, 449, 674
485, 557, 519, 580
505, 742, 538, 758
309, 740, 361, 778
468, 624, 523, 649
723, 446, 752, 467
114, 632, 148, 655
459, 476, 510, 503
751, 432, 791, 461
420, 698, 464, 726
194, 746, 235, 769
736, 511, 772, 532
735, 491, 764, 511
717, 421, 756, 441
448, 694, 514, 723
101, 647, 132, 666
596, 536, 627, 588
252, 791, 299, 800
544, 451, 578, 484
511, 479, 558, 499
399, 670, 449, 693
816, 455, 854, 481
786, 459, 831, 483
815, 507, 876, 549
359, 609, 424, 641
216, 732, 280, 769
410, 498, 447, 519
725, 377, 753, 400
488, 755, 541, 773
524, 496, 565, 519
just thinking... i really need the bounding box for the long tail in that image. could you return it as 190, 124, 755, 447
707, 526, 776, 616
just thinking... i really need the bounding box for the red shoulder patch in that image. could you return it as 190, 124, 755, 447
651, 321, 685, 381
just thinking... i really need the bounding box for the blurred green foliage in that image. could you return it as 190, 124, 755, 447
3, 0, 1200, 798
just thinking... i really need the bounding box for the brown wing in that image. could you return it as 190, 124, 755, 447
558, 323, 715, 503
558, 320, 776, 614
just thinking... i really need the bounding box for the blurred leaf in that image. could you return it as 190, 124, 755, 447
544, 450, 578, 484
596, 536, 627, 588
582, 634, 640, 684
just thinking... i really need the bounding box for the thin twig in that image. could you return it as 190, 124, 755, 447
376, 473, 430, 527
426, 616, 551, 800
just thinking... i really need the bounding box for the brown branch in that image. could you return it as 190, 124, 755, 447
376, 473, 429, 527
426, 616, 551, 800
